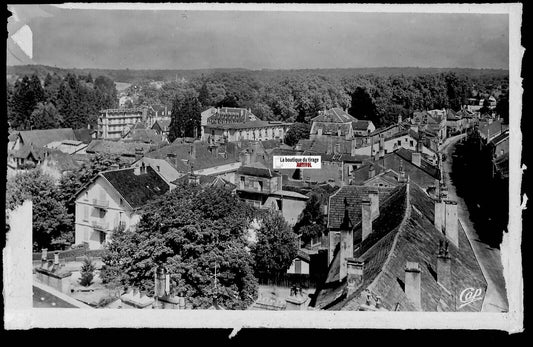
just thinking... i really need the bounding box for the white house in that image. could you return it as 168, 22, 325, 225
74, 165, 170, 249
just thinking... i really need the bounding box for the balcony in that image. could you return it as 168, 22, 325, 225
92, 199, 109, 209
92, 220, 109, 231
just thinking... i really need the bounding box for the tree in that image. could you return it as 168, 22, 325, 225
495, 93, 509, 123
284, 122, 311, 147
480, 98, 492, 116
101, 184, 258, 309
251, 210, 298, 278
79, 256, 96, 287
8, 74, 45, 130
168, 90, 202, 142
349, 87, 379, 125
30, 102, 62, 129
58, 153, 123, 215
6, 170, 72, 250
293, 194, 327, 245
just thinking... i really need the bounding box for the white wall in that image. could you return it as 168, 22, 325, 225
74, 176, 139, 249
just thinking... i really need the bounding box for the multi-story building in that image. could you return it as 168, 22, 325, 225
309, 107, 376, 140
235, 163, 309, 226
97, 107, 148, 139
411, 109, 448, 142
201, 107, 292, 143
311, 182, 487, 311
74, 165, 169, 249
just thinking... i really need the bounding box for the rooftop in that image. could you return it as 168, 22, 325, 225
100, 166, 170, 209
17, 128, 77, 148
312, 107, 357, 124
312, 183, 486, 312
85, 140, 155, 157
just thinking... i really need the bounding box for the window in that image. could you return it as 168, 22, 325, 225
410, 140, 414, 147
259, 181, 263, 191
83, 205, 89, 221
397, 140, 401, 146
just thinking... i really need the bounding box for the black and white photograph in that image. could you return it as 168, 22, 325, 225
3, 3, 523, 331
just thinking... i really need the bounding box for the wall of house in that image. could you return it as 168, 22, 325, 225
302, 161, 343, 185
74, 177, 138, 250
264, 197, 307, 226
238, 174, 280, 193
287, 258, 310, 275
354, 135, 418, 156
194, 161, 242, 177
204, 126, 287, 143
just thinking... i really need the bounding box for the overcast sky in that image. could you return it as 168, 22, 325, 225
7, 5, 509, 70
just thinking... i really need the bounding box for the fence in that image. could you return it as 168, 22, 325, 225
33, 243, 106, 263
257, 273, 318, 289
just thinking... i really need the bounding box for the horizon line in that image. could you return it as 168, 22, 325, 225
6, 64, 510, 73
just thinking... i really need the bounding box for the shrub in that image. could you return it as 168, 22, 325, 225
79, 256, 95, 287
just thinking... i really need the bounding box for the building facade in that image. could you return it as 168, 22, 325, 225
97, 108, 148, 139
74, 166, 169, 249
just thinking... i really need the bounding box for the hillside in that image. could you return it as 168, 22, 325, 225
7, 65, 508, 84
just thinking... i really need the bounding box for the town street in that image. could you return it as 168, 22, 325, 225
440, 134, 509, 312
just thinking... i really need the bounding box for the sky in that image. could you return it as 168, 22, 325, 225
7, 4, 510, 70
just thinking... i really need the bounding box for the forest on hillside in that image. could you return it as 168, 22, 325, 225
6, 65, 508, 131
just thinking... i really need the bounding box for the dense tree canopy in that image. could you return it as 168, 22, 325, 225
168, 89, 202, 142
284, 122, 311, 147
101, 183, 259, 309
293, 194, 327, 245
7, 72, 117, 131
250, 210, 299, 278
6, 170, 72, 250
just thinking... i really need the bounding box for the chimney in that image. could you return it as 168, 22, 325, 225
154, 266, 166, 297
328, 231, 341, 264
437, 240, 452, 291
398, 114, 402, 124
190, 144, 196, 160
361, 199, 372, 241
347, 258, 364, 296
368, 164, 375, 179
364, 190, 378, 219
404, 262, 422, 310
444, 201, 458, 248
41, 248, 48, 268
134, 165, 141, 175
412, 152, 422, 167
378, 136, 385, 158
339, 228, 354, 281
54, 251, 60, 266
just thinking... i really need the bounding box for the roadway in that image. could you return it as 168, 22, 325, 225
440, 134, 509, 312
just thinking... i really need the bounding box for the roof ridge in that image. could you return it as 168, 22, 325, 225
366, 183, 412, 293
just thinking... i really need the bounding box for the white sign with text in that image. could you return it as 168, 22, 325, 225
273, 156, 322, 169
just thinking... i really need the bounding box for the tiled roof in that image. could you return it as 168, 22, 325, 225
207, 107, 256, 124
479, 120, 509, 139
317, 153, 368, 163
352, 120, 373, 131
172, 174, 236, 190
18, 128, 77, 148
145, 142, 240, 172
123, 128, 165, 144
394, 148, 440, 178
298, 138, 354, 155
327, 185, 396, 230
85, 140, 155, 157
237, 164, 280, 178
100, 166, 169, 209
312, 107, 357, 123
311, 122, 352, 136
204, 120, 289, 130
489, 130, 509, 146
9, 144, 48, 161
152, 119, 171, 131
363, 169, 401, 187
313, 183, 486, 311
261, 139, 284, 151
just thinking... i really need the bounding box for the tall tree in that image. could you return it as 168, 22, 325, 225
8, 74, 45, 130
251, 210, 299, 278
284, 122, 311, 147
30, 102, 62, 129
101, 183, 259, 309
6, 170, 72, 250
293, 194, 327, 245
168, 90, 201, 142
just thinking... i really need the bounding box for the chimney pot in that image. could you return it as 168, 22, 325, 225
412, 152, 422, 167
437, 241, 452, 291
368, 189, 379, 220
404, 261, 422, 310
361, 199, 372, 241
347, 258, 364, 296
54, 251, 60, 266
444, 201, 459, 248
41, 248, 48, 261
339, 228, 354, 281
